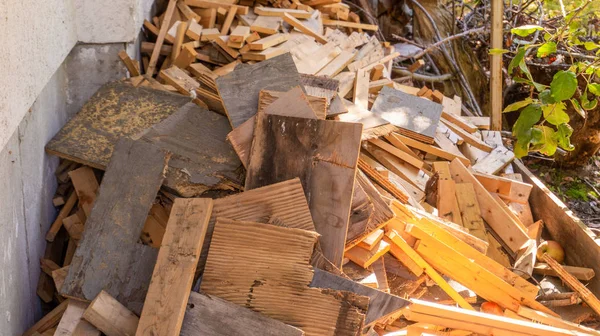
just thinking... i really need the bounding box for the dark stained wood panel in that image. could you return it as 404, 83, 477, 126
215, 53, 302, 128
137, 103, 243, 197
245, 114, 363, 267
60, 138, 168, 314
181, 291, 304, 336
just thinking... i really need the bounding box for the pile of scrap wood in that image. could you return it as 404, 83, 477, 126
23, 0, 600, 335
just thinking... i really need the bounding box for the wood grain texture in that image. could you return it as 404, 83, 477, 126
83, 291, 139, 336
22, 299, 69, 336
68, 166, 99, 217
310, 268, 408, 325
371, 87, 442, 143
61, 138, 168, 314
136, 199, 213, 336
245, 114, 363, 267
180, 291, 305, 336
215, 53, 302, 128
197, 178, 315, 275
55, 301, 99, 336
137, 103, 243, 197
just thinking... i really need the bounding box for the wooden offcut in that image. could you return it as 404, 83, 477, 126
245, 114, 362, 267
83, 291, 140, 336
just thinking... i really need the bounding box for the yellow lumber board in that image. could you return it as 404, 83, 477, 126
322, 18, 378, 31
344, 239, 390, 268
386, 133, 470, 166
282, 12, 328, 44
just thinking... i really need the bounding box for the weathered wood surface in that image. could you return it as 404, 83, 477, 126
61, 138, 168, 314
245, 114, 363, 267
197, 178, 315, 275
136, 199, 213, 336
180, 291, 305, 336
137, 103, 242, 196
371, 86, 442, 142
514, 159, 600, 296
310, 268, 409, 325
347, 182, 373, 243
215, 53, 302, 128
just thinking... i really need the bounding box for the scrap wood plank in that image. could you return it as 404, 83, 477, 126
405, 220, 538, 299
471, 146, 515, 175
242, 46, 288, 61
148, 0, 178, 75
464, 116, 491, 130
441, 119, 494, 152
55, 300, 99, 336
338, 99, 394, 139
255, 6, 312, 18
449, 159, 529, 254
347, 182, 374, 245
46, 192, 77, 242
185, 0, 248, 14
454, 183, 488, 243
136, 103, 242, 197
118, 50, 141, 77
386, 133, 470, 166
299, 74, 339, 103
367, 138, 424, 169
344, 239, 390, 268
473, 171, 532, 204
541, 253, 600, 317
517, 306, 600, 336
180, 291, 304, 336
385, 230, 475, 310
405, 299, 577, 336
310, 268, 409, 325
315, 50, 356, 77
283, 12, 328, 43
412, 228, 556, 316
363, 142, 429, 192
441, 111, 478, 133
23, 299, 69, 336
357, 159, 408, 203
295, 42, 342, 75
83, 291, 139, 336
136, 199, 213, 336
353, 68, 369, 109
371, 87, 442, 144
215, 53, 302, 128
249, 33, 289, 50
533, 263, 595, 281
197, 178, 315, 275
250, 16, 283, 34
227, 87, 317, 167
357, 228, 384, 251
322, 18, 379, 31
61, 138, 168, 314
245, 114, 362, 267
68, 166, 99, 217
383, 231, 423, 276
433, 162, 463, 226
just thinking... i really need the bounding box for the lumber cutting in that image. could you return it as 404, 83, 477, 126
55, 301, 99, 336
23, 300, 69, 336
282, 13, 328, 44
83, 291, 139, 336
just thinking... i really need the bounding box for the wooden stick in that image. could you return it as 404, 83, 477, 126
540, 253, 600, 317
171, 21, 187, 62
46, 192, 77, 242
282, 12, 328, 44
118, 51, 141, 76
23, 299, 69, 336
147, 0, 177, 75
490, 0, 503, 131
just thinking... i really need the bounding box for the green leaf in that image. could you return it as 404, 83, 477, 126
531, 125, 558, 156
556, 123, 575, 151
508, 48, 526, 75
512, 104, 542, 143
537, 42, 557, 57
584, 41, 600, 50
581, 93, 598, 110
512, 25, 544, 37
489, 48, 509, 55
570, 98, 586, 118
588, 83, 600, 96
539, 90, 555, 104
550, 71, 577, 101
542, 102, 569, 125
503, 98, 533, 113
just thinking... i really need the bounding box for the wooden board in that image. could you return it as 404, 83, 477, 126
197, 178, 315, 275
180, 291, 304, 336
136, 199, 213, 336
227, 87, 317, 167
245, 114, 362, 267
22, 299, 69, 336
55, 301, 99, 336
454, 183, 488, 242
471, 146, 515, 175
310, 268, 408, 325
533, 263, 595, 281
136, 103, 242, 197
83, 291, 139, 336
68, 166, 99, 217
61, 138, 168, 314
215, 53, 302, 128
371, 86, 442, 143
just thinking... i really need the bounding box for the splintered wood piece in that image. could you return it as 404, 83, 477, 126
118, 51, 141, 77
136, 199, 213, 336
283, 13, 328, 43
357, 159, 409, 203
197, 178, 315, 275
63, 214, 84, 240
249, 33, 289, 50
246, 114, 362, 267
250, 16, 282, 34
345, 239, 390, 268
180, 291, 304, 335
386, 230, 474, 310
472, 146, 515, 175
46, 192, 77, 242
449, 159, 529, 254
357, 229, 384, 251
172, 44, 198, 69
371, 258, 389, 293
315, 50, 356, 77
148, 0, 178, 75
215, 53, 301, 128
68, 166, 99, 217
61, 139, 168, 314
310, 268, 408, 326
83, 291, 139, 336
22, 299, 69, 336
454, 183, 488, 242
55, 301, 100, 336
227, 87, 317, 167
143, 20, 175, 44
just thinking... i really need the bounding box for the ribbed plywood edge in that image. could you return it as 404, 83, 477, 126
201, 218, 319, 304
248, 284, 365, 336
197, 178, 315, 275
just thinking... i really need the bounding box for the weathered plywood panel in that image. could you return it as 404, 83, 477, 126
245, 114, 363, 267
61, 138, 168, 314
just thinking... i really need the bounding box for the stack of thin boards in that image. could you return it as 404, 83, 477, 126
24, 0, 600, 334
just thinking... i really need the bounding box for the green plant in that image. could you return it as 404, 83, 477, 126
501, 0, 600, 158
